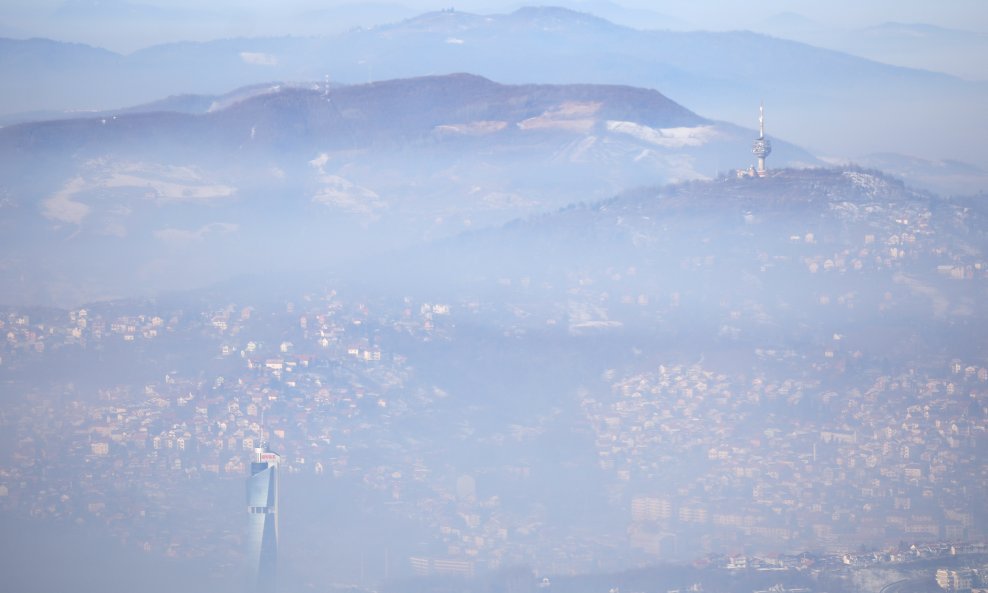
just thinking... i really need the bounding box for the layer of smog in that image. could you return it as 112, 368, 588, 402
0, 3, 985, 593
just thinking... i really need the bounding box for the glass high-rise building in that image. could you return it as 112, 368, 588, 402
246, 445, 280, 593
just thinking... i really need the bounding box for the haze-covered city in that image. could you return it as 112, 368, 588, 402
0, 2, 986, 593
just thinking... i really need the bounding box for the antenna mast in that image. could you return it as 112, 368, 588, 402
759, 101, 765, 139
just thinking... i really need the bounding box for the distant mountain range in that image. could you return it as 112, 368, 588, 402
750, 16, 988, 81
0, 74, 813, 307
2, 5, 986, 178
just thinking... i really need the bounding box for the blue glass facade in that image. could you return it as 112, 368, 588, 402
246, 447, 279, 593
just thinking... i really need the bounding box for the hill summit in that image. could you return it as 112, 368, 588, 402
1, 74, 806, 307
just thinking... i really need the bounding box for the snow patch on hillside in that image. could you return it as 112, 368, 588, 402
606, 121, 717, 148
518, 101, 602, 133
42, 162, 236, 225
309, 155, 384, 215
154, 222, 239, 244
240, 52, 278, 66
43, 177, 91, 224
102, 163, 236, 202
434, 121, 508, 136
841, 170, 889, 196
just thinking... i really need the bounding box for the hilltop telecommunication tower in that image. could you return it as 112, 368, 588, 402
751, 102, 772, 176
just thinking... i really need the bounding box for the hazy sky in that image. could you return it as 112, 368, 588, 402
17, 0, 981, 30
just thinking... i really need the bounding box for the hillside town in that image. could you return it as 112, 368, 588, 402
0, 171, 986, 592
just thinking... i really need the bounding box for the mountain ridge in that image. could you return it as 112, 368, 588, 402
0, 73, 818, 307
0, 74, 717, 156
3, 4, 984, 191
